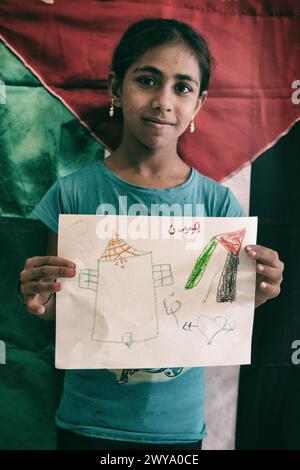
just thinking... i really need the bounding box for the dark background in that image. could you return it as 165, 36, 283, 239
236, 121, 300, 449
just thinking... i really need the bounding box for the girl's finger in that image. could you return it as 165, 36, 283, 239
256, 264, 283, 284
258, 281, 281, 299
21, 280, 61, 295
246, 245, 281, 269
21, 265, 75, 282
25, 256, 75, 269
26, 296, 48, 316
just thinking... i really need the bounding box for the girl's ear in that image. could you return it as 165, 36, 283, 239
193, 91, 208, 116
107, 71, 122, 108
200, 91, 208, 105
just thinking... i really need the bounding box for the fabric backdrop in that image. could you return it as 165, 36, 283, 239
0, 0, 299, 449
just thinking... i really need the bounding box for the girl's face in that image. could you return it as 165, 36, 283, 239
110, 42, 207, 151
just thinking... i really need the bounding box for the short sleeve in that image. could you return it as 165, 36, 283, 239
221, 188, 245, 217
32, 180, 66, 234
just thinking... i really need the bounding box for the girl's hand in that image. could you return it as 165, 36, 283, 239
20, 256, 76, 316
245, 245, 284, 308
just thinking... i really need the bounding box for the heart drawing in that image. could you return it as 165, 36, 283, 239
197, 315, 233, 345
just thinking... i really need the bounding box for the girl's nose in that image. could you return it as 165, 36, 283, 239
151, 88, 173, 113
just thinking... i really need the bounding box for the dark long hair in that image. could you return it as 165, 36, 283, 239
110, 18, 216, 97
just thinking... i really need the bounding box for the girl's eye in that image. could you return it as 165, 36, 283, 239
136, 77, 192, 94
176, 83, 192, 94
137, 76, 156, 87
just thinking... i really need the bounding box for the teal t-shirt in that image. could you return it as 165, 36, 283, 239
33, 160, 244, 444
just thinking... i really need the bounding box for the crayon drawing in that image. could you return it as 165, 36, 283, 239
185, 228, 246, 303
56, 215, 257, 369
79, 233, 174, 347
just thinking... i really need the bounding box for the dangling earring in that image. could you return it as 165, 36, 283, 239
190, 118, 195, 133
109, 97, 115, 117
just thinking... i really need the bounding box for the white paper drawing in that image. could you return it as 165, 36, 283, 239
56, 215, 257, 369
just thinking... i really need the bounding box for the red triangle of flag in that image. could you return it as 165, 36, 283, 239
216, 228, 247, 256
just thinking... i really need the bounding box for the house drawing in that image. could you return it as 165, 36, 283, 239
79, 234, 173, 347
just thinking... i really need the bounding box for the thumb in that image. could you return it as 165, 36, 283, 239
26, 294, 46, 316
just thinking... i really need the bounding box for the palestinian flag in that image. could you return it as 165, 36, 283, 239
185, 228, 246, 304
0, 0, 299, 450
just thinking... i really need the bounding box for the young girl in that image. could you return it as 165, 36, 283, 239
18, 18, 283, 450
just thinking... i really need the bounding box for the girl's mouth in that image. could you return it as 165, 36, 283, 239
142, 118, 174, 129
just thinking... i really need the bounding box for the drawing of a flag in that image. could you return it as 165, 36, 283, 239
185, 228, 246, 303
